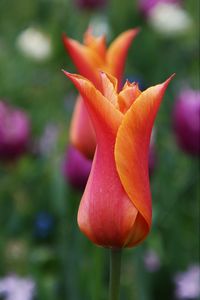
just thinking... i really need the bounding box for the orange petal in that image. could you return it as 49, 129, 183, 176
118, 82, 141, 113
100, 72, 118, 107
63, 71, 123, 139
70, 95, 96, 159
83, 28, 106, 59
106, 28, 139, 87
115, 75, 174, 246
63, 34, 103, 89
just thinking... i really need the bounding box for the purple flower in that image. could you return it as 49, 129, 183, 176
38, 123, 59, 156
75, 0, 106, 10
62, 145, 92, 191
143, 249, 161, 272
0, 101, 31, 161
0, 274, 35, 300
138, 0, 182, 16
173, 88, 200, 156
174, 265, 200, 299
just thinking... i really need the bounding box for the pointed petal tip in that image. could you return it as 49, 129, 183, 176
62, 33, 70, 45
62, 34, 78, 50
62, 34, 75, 53
125, 28, 140, 40
62, 70, 83, 85
131, 27, 141, 35
62, 69, 71, 78
62, 70, 94, 94
159, 73, 175, 91
152, 73, 175, 93
61, 32, 66, 40
164, 73, 176, 85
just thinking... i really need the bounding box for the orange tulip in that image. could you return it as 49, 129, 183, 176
63, 28, 139, 158
63, 71, 174, 248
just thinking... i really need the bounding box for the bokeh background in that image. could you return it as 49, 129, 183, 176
0, 0, 199, 299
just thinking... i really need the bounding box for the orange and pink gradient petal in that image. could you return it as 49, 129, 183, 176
63, 70, 174, 248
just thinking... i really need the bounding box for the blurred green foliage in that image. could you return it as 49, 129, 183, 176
0, 0, 199, 299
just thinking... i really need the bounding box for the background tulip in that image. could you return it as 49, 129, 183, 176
63, 29, 139, 158
172, 88, 200, 156
62, 145, 92, 191
0, 101, 31, 161
75, 0, 106, 10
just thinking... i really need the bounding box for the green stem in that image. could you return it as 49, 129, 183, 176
109, 249, 122, 300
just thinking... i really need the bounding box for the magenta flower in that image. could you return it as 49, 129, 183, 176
0, 101, 31, 161
62, 145, 92, 191
75, 0, 106, 10
173, 88, 200, 156
138, 0, 182, 16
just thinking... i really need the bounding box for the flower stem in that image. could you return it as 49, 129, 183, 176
109, 249, 122, 300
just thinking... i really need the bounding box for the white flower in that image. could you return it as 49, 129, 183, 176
16, 27, 51, 61
148, 3, 192, 36
0, 274, 36, 300
174, 265, 200, 299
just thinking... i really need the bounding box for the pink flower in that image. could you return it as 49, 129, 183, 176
173, 88, 200, 156
0, 101, 31, 161
62, 145, 92, 191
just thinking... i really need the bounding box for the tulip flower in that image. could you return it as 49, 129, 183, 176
63, 71, 174, 248
63, 28, 139, 158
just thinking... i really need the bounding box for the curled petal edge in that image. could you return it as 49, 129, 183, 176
115, 75, 175, 245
